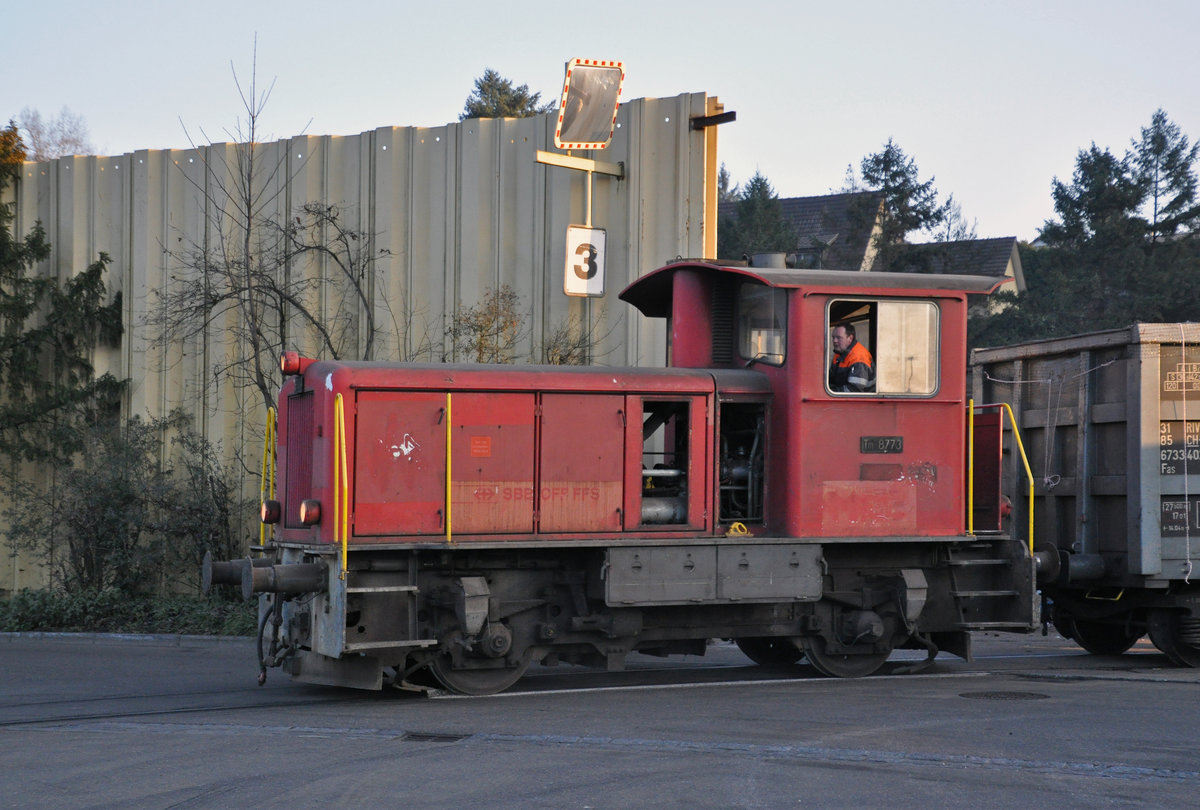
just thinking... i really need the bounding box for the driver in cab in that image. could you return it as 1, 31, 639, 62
829, 323, 875, 393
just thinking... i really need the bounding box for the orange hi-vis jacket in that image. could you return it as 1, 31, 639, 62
829, 340, 875, 392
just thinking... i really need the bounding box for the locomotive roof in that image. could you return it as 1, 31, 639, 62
619, 260, 1007, 318
298, 359, 773, 396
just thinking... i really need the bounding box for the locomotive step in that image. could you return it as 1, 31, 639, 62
954, 540, 1012, 550
343, 639, 438, 652
947, 558, 1010, 567
345, 585, 419, 594
952, 589, 1020, 598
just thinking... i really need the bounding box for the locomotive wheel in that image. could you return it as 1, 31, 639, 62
429, 655, 530, 696
428, 633, 532, 695
1055, 614, 1142, 656
1050, 610, 1076, 641
801, 635, 890, 678
735, 637, 804, 666
1147, 610, 1200, 668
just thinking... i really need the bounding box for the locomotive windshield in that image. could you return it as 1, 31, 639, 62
827, 299, 940, 396
737, 283, 787, 365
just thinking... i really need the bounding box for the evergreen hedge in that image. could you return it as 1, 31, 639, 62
0, 588, 255, 636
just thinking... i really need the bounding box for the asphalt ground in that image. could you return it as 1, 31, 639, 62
1, 630, 1197, 809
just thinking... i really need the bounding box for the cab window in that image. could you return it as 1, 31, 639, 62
827, 299, 939, 396
737, 283, 787, 366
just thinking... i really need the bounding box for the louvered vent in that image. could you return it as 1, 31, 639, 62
284, 391, 315, 528
711, 277, 736, 365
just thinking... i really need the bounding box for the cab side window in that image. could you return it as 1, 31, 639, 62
827, 300, 939, 396
737, 283, 787, 366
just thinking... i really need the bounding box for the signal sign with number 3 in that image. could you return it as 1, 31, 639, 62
564, 226, 606, 296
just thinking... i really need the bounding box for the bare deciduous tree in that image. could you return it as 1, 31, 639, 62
446, 285, 617, 366
446, 285, 527, 363
539, 312, 617, 366
149, 43, 417, 414
18, 106, 94, 161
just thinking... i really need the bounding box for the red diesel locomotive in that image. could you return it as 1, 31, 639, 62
207, 259, 1049, 694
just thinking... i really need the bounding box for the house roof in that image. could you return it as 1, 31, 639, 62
719, 191, 883, 271
888, 237, 1025, 290
719, 191, 1025, 290
776, 192, 881, 236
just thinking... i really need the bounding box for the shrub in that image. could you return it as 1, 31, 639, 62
0, 589, 255, 635
3, 411, 253, 599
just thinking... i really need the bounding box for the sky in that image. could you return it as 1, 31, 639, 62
5, 0, 1199, 243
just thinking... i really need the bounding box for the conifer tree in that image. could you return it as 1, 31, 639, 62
461, 69, 553, 120
0, 121, 123, 464
1132, 108, 1200, 240
717, 171, 798, 260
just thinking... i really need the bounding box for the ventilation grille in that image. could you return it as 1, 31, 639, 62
284, 390, 315, 528
711, 278, 736, 365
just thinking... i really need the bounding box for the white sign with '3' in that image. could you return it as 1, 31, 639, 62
564, 225, 606, 297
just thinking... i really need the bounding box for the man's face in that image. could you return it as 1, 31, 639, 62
831, 326, 851, 354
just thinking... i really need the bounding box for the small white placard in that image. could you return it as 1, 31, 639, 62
564, 226, 606, 297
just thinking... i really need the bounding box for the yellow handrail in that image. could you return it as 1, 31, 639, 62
999, 401, 1036, 555
259, 407, 276, 546
967, 399, 975, 536
971, 402, 1036, 555
334, 394, 350, 580
445, 393, 453, 544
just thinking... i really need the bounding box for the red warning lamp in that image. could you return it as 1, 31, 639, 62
280, 351, 303, 375
299, 499, 322, 525
260, 500, 282, 525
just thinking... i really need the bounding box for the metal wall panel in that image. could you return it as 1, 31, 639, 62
2, 93, 718, 591
450, 393, 536, 535
539, 394, 625, 532
353, 391, 447, 536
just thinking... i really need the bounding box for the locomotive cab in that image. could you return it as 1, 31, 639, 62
620, 260, 997, 539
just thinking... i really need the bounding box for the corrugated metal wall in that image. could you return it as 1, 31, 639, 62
3, 93, 721, 592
